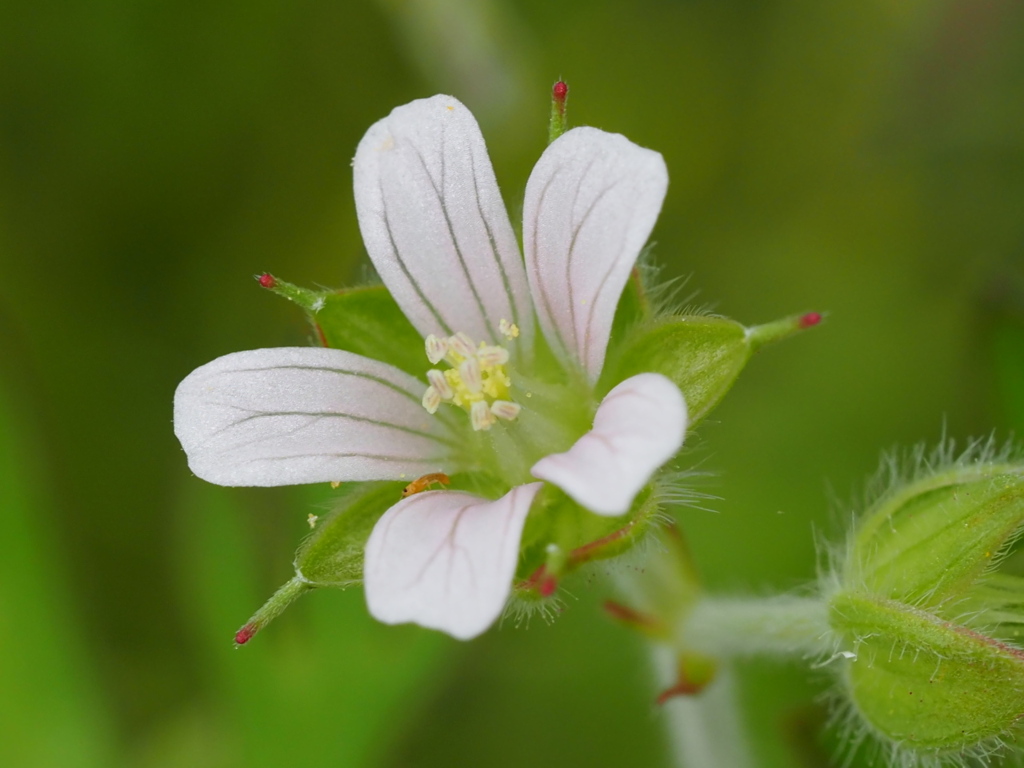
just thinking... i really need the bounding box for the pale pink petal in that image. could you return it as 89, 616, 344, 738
364, 483, 542, 640
530, 374, 685, 516
353, 95, 533, 349
173, 347, 457, 486
523, 127, 668, 380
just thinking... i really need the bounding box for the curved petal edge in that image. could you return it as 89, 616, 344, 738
523, 126, 668, 381
530, 373, 686, 516
364, 482, 543, 640
173, 347, 453, 487
353, 94, 533, 350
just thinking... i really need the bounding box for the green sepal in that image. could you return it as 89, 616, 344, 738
295, 481, 403, 588
600, 315, 751, 425
846, 464, 1024, 608
606, 267, 652, 351
831, 591, 1024, 752
311, 286, 426, 378
958, 573, 1024, 643
601, 311, 821, 426
514, 482, 661, 585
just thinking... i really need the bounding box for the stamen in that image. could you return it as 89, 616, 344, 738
477, 344, 509, 367
448, 332, 476, 359
499, 319, 520, 340
426, 369, 453, 400
459, 357, 483, 394
425, 334, 449, 365
490, 400, 521, 421
421, 385, 441, 414
471, 400, 496, 431
419, 328, 521, 429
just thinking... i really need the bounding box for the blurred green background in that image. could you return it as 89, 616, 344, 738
2, 0, 1023, 766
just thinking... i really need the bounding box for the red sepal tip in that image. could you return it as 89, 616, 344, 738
656, 681, 702, 706
257, 273, 276, 289
552, 81, 568, 101
539, 575, 558, 598
234, 624, 257, 645
799, 312, 822, 329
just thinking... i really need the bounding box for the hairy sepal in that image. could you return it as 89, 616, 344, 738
295, 481, 403, 587
831, 591, 1024, 754
514, 482, 662, 586
313, 286, 426, 378
845, 465, 1024, 608
600, 315, 750, 425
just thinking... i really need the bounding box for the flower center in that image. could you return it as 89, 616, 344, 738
420, 326, 522, 431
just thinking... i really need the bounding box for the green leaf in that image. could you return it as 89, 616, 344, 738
312, 286, 427, 378
846, 464, 1024, 607
831, 591, 1024, 753
295, 481, 403, 587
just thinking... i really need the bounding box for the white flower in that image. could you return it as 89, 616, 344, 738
173, 95, 687, 640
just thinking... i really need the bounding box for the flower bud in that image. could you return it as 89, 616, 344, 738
828, 451, 1024, 759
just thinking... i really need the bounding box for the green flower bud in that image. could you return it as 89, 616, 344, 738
828, 447, 1024, 761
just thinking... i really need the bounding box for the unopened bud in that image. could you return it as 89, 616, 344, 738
827, 450, 1024, 758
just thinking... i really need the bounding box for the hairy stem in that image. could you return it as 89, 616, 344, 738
682, 594, 834, 659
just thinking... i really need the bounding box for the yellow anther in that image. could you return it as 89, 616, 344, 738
490, 400, 521, 421
420, 329, 520, 430
422, 385, 441, 414
499, 319, 520, 340
477, 344, 509, 367
427, 369, 453, 400
459, 357, 483, 395
471, 401, 497, 431
425, 334, 449, 365
449, 332, 476, 359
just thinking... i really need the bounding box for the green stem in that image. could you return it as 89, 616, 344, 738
682, 594, 834, 659
650, 645, 753, 768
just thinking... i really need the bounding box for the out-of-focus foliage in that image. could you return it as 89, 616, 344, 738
0, 0, 1022, 766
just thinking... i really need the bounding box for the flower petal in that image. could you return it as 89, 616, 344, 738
530, 373, 686, 516
353, 95, 533, 349
364, 483, 542, 640
173, 347, 457, 486
523, 127, 668, 380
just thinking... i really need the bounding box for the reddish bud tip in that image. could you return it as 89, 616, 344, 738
234, 624, 257, 645
799, 312, 822, 329
257, 273, 276, 289
552, 81, 568, 101
539, 575, 558, 598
